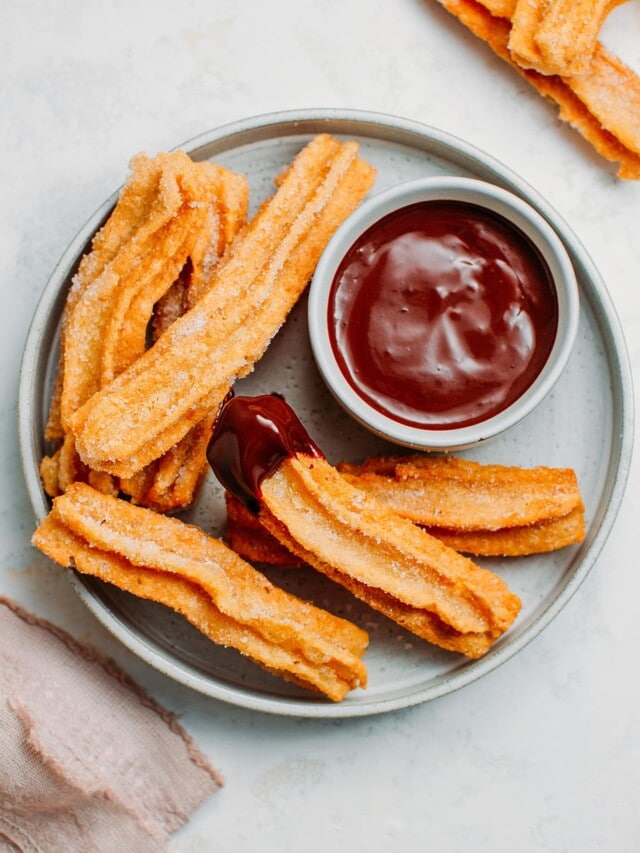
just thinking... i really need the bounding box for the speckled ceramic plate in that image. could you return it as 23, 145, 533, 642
19, 110, 633, 717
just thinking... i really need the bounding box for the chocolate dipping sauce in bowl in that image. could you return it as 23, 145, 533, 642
308, 177, 579, 450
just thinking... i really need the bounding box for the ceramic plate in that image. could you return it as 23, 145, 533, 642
19, 110, 634, 717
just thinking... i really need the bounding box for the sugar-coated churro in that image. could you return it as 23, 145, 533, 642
40, 151, 249, 511
32, 484, 368, 702
69, 135, 376, 478
437, 0, 640, 179
509, 0, 629, 77
338, 455, 584, 531
208, 395, 521, 659
536, 0, 629, 77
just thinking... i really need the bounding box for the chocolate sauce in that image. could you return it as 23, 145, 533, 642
329, 200, 558, 429
207, 394, 322, 511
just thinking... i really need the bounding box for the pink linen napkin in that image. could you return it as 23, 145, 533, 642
0, 597, 222, 852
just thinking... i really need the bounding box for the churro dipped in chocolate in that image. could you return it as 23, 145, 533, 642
208, 395, 522, 659
224, 451, 585, 562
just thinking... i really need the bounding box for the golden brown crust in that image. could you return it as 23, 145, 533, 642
257, 455, 521, 658
528, 0, 628, 77
438, 0, 640, 179
45, 154, 169, 441
423, 507, 585, 556
340, 454, 584, 530
32, 484, 368, 701
69, 136, 376, 477
225, 455, 585, 562
41, 152, 249, 511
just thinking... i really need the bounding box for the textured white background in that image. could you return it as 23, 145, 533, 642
3, 1, 639, 851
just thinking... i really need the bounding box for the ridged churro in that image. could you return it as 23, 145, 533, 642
40, 151, 249, 510
437, 0, 640, 179
32, 484, 368, 701
224, 450, 586, 560
68, 135, 376, 478
509, 0, 628, 77
226, 492, 303, 567
339, 455, 584, 530
208, 395, 521, 658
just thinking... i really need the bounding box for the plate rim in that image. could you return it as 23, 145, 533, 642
19, 108, 635, 718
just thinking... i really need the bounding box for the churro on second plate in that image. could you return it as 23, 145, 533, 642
436, 0, 640, 179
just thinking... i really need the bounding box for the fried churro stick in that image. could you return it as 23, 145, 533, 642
60, 152, 206, 430
41, 152, 248, 510
32, 484, 368, 701
225, 486, 585, 561
508, 0, 549, 71
70, 136, 376, 478
438, 0, 640, 179
509, 0, 629, 78
45, 154, 170, 442
535, 0, 628, 77
208, 396, 521, 658
338, 455, 583, 530
42, 154, 178, 486
426, 507, 585, 555
44, 152, 209, 500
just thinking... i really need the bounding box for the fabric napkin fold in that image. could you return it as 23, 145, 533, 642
0, 596, 221, 852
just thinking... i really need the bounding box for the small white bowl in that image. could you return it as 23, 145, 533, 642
308, 176, 579, 451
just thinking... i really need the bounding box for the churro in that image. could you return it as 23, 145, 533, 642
437, 0, 640, 179
226, 492, 304, 567
225, 454, 585, 560
69, 135, 376, 478
45, 154, 170, 443
537, 0, 631, 75
32, 484, 368, 701
339, 455, 584, 531
208, 396, 521, 658
509, 0, 628, 77
41, 151, 249, 510
508, 0, 549, 71
60, 152, 206, 426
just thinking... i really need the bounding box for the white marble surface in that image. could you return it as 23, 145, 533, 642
3, 1, 639, 851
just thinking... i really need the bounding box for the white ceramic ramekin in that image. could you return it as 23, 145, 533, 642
308, 176, 579, 451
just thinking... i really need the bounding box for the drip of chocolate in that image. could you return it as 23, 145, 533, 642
207, 394, 322, 512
